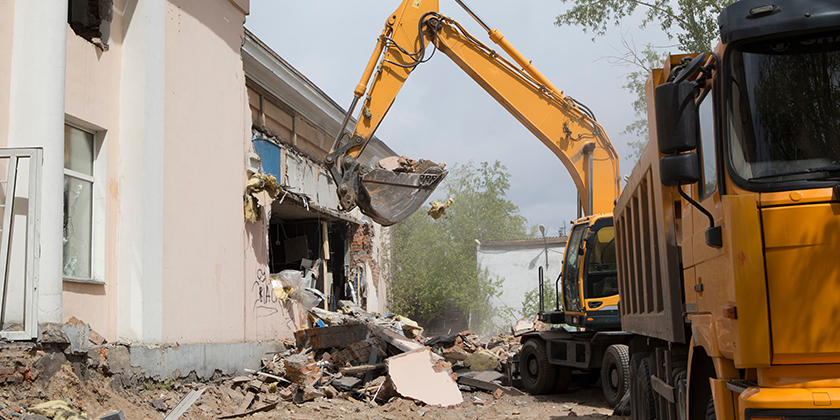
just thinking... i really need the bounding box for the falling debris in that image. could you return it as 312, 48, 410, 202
428, 198, 454, 219
243, 173, 282, 222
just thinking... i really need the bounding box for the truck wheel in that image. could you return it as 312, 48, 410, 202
601, 344, 630, 406
553, 366, 573, 393
634, 357, 657, 420
520, 339, 557, 395
706, 396, 717, 420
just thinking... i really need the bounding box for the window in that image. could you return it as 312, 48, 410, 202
698, 91, 717, 199
562, 224, 587, 313
63, 125, 96, 281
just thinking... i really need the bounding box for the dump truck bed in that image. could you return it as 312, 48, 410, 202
613, 70, 686, 344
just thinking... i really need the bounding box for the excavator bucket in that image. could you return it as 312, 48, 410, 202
357, 167, 447, 226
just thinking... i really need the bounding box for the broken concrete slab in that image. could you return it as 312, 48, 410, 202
459, 370, 504, 382
371, 325, 423, 354
99, 411, 125, 420
294, 324, 369, 350
511, 318, 535, 336
333, 376, 362, 391
386, 350, 462, 407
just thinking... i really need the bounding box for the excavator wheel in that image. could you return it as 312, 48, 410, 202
520, 339, 557, 395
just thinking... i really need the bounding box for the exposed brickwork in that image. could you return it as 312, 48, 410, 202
282, 353, 321, 387
348, 223, 381, 311
0, 355, 35, 384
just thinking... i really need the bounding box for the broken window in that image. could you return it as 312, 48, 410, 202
63, 125, 95, 280
68, 0, 113, 49
267, 215, 350, 310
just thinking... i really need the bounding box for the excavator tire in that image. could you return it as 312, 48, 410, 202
520, 339, 557, 395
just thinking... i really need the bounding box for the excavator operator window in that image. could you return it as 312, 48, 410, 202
584, 226, 618, 299
562, 224, 588, 313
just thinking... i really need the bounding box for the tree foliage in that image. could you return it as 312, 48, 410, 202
555, 0, 735, 161
520, 281, 559, 320
387, 161, 532, 333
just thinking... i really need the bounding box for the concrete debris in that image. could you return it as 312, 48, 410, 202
161, 304, 528, 416
428, 197, 454, 219
98, 411, 125, 420
386, 350, 462, 407
511, 317, 551, 336
376, 156, 445, 174
294, 324, 368, 350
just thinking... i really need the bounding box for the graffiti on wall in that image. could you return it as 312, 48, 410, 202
252, 268, 278, 317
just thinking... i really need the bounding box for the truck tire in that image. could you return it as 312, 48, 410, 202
520, 339, 557, 395
634, 357, 657, 420
706, 396, 717, 420
601, 344, 630, 406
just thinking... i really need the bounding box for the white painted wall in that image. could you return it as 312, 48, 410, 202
477, 241, 565, 328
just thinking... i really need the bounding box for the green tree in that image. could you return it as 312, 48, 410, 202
520, 282, 559, 320
387, 161, 532, 333
555, 0, 735, 161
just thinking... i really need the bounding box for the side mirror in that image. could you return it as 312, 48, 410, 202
660, 152, 701, 187
655, 81, 699, 155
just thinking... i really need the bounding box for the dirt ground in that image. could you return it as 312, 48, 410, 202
0, 346, 625, 420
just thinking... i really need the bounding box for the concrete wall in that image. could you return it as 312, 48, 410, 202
62, 0, 127, 343
159, 0, 248, 343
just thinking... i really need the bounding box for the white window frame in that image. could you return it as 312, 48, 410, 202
63, 118, 106, 285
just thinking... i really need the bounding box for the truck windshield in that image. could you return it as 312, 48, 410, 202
727, 31, 840, 187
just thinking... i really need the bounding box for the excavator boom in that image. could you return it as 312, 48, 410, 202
327, 0, 620, 224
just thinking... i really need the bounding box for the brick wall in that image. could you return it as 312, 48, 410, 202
348, 223, 381, 311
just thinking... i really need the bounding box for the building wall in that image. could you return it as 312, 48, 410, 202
61, 0, 127, 340
1, 0, 393, 369
0, 0, 14, 147
159, 0, 249, 343
477, 240, 565, 327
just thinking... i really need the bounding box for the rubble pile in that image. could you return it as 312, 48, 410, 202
220, 300, 527, 416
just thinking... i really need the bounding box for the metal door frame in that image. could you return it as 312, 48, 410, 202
0, 148, 42, 340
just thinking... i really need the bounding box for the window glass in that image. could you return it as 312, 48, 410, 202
584, 226, 618, 299
64, 125, 93, 175
698, 94, 717, 198
562, 224, 587, 313
63, 177, 93, 278
63, 125, 94, 279
727, 31, 840, 186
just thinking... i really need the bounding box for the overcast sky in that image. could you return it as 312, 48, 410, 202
245, 1, 673, 237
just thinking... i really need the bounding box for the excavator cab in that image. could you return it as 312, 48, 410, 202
560, 215, 620, 330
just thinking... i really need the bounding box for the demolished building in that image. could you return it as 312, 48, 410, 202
0, 0, 394, 380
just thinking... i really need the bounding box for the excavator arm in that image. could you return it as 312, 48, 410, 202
326, 0, 620, 225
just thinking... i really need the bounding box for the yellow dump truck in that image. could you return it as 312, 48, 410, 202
617, 1, 840, 420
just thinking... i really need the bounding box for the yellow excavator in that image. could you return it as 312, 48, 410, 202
325, 0, 632, 403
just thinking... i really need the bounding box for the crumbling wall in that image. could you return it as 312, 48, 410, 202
348, 223, 382, 312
